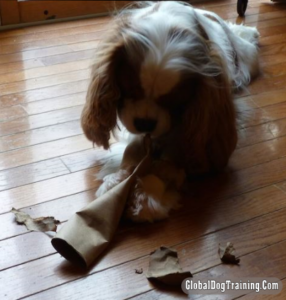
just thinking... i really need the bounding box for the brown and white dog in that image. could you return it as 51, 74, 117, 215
81, 1, 260, 222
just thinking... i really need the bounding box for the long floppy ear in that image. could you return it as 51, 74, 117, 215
81, 38, 126, 150
181, 49, 237, 175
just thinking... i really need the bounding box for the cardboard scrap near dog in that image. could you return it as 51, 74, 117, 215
145, 243, 240, 288
146, 246, 192, 286
12, 208, 60, 232
219, 242, 240, 265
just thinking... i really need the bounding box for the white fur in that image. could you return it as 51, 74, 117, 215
96, 169, 130, 197
125, 174, 181, 222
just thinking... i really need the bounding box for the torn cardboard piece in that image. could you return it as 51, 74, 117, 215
51, 136, 153, 268
219, 242, 240, 264
12, 208, 60, 232
146, 246, 192, 286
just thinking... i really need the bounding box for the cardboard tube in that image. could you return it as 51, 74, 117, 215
52, 137, 152, 268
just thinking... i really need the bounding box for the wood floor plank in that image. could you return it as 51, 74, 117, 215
69, 40, 99, 52
188, 155, 286, 203
184, 242, 286, 300
0, 120, 82, 152
195, 0, 244, 9
237, 122, 275, 148
263, 61, 286, 77
0, 80, 88, 108
131, 248, 286, 300
269, 118, 286, 139
250, 14, 286, 30
0, 232, 58, 271
211, 1, 285, 19
261, 42, 286, 56
0, 158, 70, 192
0, 105, 27, 122
0, 16, 109, 39
7, 196, 286, 300
0, 41, 97, 66
21, 92, 85, 115
40, 49, 95, 66
258, 20, 286, 37
0, 69, 89, 96
260, 101, 286, 123
246, 88, 286, 108
0, 135, 91, 172
222, 102, 286, 149
0, 30, 103, 56
0, 189, 96, 241
0, 253, 147, 300
0, 44, 74, 65
249, 73, 286, 95
237, 100, 286, 129
230, 135, 286, 170
264, 62, 286, 77
129, 290, 189, 300
60, 142, 122, 173
239, 279, 286, 300
234, 96, 258, 112
0, 106, 82, 136
237, 107, 272, 129
230, 8, 286, 24
262, 52, 286, 66
0, 166, 99, 214
1, 184, 286, 271
260, 31, 286, 46
0, 23, 107, 47
0, 59, 44, 76
0, 60, 91, 85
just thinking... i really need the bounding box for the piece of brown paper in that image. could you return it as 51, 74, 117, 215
146, 246, 192, 286
12, 208, 60, 232
219, 242, 240, 264
51, 136, 152, 268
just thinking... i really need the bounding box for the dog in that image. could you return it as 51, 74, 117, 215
81, 1, 260, 222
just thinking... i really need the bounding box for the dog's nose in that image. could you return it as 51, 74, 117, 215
134, 118, 157, 132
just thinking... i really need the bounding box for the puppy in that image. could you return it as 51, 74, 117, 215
81, 1, 260, 221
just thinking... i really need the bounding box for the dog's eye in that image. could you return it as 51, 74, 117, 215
157, 78, 197, 109
157, 90, 189, 109
121, 86, 143, 101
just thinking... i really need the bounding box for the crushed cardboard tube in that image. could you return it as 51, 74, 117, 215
51, 136, 152, 268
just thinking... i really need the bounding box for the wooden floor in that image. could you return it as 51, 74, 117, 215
1, 0, 286, 299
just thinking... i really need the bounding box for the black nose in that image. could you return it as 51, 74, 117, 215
134, 118, 157, 133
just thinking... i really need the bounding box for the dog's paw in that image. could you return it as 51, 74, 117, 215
125, 174, 181, 222
95, 169, 130, 197
228, 23, 260, 45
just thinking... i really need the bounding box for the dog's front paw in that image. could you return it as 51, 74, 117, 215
96, 169, 130, 197
125, 174, 181, 222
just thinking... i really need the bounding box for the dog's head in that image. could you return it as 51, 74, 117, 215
81, 2, 231, 149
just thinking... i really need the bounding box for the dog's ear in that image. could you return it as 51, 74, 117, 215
181, 49, 237, 175
81, 39, 126, 150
